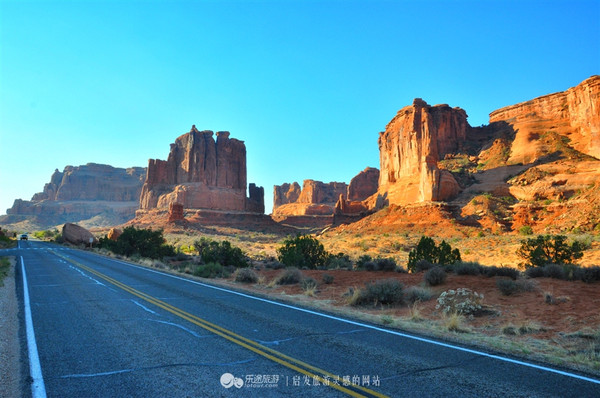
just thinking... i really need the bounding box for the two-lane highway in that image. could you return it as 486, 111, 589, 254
12, 240, 600, 397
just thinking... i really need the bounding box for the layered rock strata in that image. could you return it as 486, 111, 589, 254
2, 164, 145, 229
490, 75, 600, 162
138, 126, 264, 216
377, 99, 466, 206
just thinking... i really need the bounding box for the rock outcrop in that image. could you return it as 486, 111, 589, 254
272, 180, 348, 218
377, 99, 466, 206
347, 167, 380, 201
490, 75, 600, 162
62, 223, 97, 245
138, 126, 264, 217
2, 164, 146, 230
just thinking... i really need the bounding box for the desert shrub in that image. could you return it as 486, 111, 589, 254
425, 266, 447, 286
496, 279, 518, 296
234, 268, 259, 283
193, 262, 225, 278
517, 234, 585, 268
194, 238, 248, 268
350, 279, 404, 307
543, 263, 567, 280
326, 253, 352, 269
407, 236, 461, 272
98, 226, 175, 259
404, 285, 433, 304
525, 266, 545, 278
436, 288, 484, 315
519, 225, 533, 236
277, 235, 329, 269
452, 262, 483, 276
355, 254, 372, 269
322, 274, 334, 284
362, 260, 378, 271
0, 257, 10, 285
573, 266, 600, 283
481, 265, 519, 280
274, 267, 303, 285
375, 257, 397, 272
301, 277, 318, 290
264, 259, 285, 270
412, 259, 434, 273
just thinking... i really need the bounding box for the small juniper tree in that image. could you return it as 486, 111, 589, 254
517, 234, 585, 269
407, 236, 461, 273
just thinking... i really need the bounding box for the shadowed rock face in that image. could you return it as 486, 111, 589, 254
138, 126, 264, 213
347, 167, 380, 201
272, 180, 348, 217
377, 98, 466, 205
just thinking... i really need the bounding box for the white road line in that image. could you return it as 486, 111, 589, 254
21, 256, 47, 398
75, 250, 600, 385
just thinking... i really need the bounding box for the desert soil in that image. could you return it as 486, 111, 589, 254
0, 256, 22, 398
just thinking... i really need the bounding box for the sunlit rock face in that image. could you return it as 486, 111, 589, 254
139, 125, 264, 213
489, 75, 600, 163
377, 98, 466, 205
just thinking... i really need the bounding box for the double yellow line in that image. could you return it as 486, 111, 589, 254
53, 251, 388, 398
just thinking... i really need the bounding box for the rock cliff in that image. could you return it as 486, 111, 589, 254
377, 99, 466, 206
138, 126, 264, 214
489, 75, 600, 162
1, 164, 145, 230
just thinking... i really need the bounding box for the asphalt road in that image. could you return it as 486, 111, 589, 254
8, 240, 600, 397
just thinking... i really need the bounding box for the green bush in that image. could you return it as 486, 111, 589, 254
524, 266, 545, 278
425, 266, 447, 286
407, 236, 461, 272
98, 226, 175, 259
351, 279, 404, 307
355, 254, 373, 269
277, 235, 329, 269
194, 238, 248, 268
322, 274, 334, 284
412, 259, 434, 273
519, 225, 533, 236
234, 268, 259, 283
194, 262, 225, 278
517, 234, 585, 269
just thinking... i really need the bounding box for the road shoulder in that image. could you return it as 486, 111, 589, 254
0, 256, 23, 398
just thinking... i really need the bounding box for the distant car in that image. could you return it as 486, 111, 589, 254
20, 234, 28, 240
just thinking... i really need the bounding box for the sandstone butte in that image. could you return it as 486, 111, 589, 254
271, 167, 380, 225
136, 126, 265, 221
342, 75, 600, 235
0, 163, 146, 230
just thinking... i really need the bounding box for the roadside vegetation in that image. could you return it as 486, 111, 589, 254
88, 225, 600, 374
0, 257, 11, 286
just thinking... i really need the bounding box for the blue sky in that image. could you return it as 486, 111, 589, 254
1, 0, 598, 216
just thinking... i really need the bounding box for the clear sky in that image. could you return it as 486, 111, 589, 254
1, 0, 598, 216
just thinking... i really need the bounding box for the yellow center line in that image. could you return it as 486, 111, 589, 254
52, 251, 389, 398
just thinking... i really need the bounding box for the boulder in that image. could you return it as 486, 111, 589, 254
107, 228, 122, 241
62, 223, 97, 245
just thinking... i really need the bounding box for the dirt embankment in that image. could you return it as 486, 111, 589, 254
0, 256, 23, 398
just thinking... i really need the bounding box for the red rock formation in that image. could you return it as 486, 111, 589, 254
347, 167, 379, 201
272, 180, 347, 217
490, 75, 600, 163
2, 164, 146, 230
377, 99, 466, 205
138, 126, 264, 214
167, 203, 185, 222
107, 228, 122, 241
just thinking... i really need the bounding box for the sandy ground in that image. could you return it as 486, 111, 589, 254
0, 256, 22, 398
